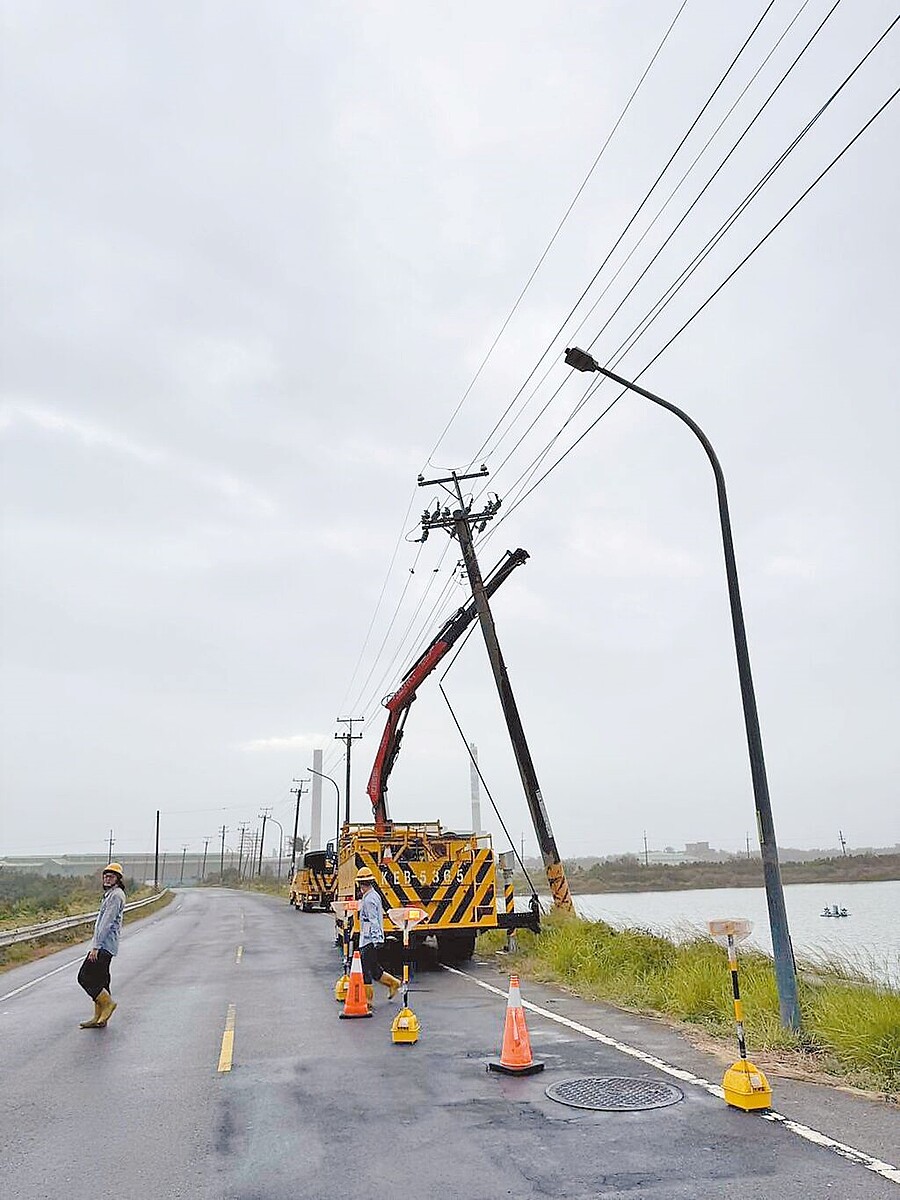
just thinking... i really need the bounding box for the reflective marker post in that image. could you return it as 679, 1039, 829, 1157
708, 919, 772, 1111
387, 906, 427, 1044
331, 899, 359, 1004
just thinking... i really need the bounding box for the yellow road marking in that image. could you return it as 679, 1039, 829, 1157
235, 945, 243, 964
217, 1003, 236, 1073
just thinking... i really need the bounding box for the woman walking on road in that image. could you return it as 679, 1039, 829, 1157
77, 863, 126, 1029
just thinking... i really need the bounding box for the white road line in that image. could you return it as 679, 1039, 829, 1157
445, 964, 900, 1187
1, 902, 176, 1006
0, 956, 84, 1002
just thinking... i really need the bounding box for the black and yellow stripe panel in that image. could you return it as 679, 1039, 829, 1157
339, 837, 500, 933
546, 860, 574, 912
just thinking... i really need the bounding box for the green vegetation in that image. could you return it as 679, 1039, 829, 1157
0, 881, 174, 973
529, 851, 900, 894
478, 912, 900, 1097
0, 871, 107, 928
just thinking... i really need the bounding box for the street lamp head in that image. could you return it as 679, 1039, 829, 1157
565, 346, 600, 373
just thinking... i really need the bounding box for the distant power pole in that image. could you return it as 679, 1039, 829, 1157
335, 718, 364, 826
746, 832, 752, 860
237, 822, 250, 878
108, 829, 114, 863
258, 810, 270, 876
179, 845, 187, 884
290, 779, 309, 879
219, 825, 226, 878
154, 810, 160, 891
643, 831, 649, 868
160, 852, 167, 886
201, 838, 210, 881
839, 830, 847, 856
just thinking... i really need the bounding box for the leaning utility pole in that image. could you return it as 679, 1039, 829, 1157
335, 717, 364, 827
418, 466, 573, 912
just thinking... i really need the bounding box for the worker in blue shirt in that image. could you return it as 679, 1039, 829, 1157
77, 863, 126, 1028
356, 867, 401, 1005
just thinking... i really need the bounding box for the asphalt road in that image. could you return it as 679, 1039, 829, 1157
1, 888, 897, 1199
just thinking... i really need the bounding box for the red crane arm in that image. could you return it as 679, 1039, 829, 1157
366, 548, 528, 832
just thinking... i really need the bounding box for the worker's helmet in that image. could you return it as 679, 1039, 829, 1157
103, 862, 124, 877
355, 867, 376, 884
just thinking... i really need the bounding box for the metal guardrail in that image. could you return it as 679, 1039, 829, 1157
0, 891, 168, 948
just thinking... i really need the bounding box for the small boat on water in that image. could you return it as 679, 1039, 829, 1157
821, 904, 850, 917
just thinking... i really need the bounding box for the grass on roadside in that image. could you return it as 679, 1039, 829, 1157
200, 875, 291, 900
0, 889, 175, 974
478, 911, 900, 1097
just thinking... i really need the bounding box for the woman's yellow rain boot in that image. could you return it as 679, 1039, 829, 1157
80, 998, 103, 1029
380, 973, 402, 1000
96, 989, 117, 1027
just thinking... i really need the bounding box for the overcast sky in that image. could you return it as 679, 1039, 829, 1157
1, 1, 898, 866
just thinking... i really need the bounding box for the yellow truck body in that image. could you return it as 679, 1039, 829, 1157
290, 849, 337, 912
336, 820, 507, 960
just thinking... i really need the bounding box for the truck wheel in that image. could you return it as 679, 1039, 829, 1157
437, 933, 476, 962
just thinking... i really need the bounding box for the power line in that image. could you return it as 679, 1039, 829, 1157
425, 0, 691, 469
468, 1, 777, 468
498, 77, 899, 523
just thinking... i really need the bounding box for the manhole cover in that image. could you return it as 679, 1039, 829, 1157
545, 1076, 684, 1111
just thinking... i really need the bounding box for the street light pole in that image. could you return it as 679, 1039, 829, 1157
565, 347, 802, 1031
267, 816, 284, 879
308, 767, 342, 849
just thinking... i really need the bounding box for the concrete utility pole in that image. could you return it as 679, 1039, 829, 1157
469, 742, 481, 835
179, 846, 187, 884
107, 829, 114, 863
201, 837, 210, 881
219, 825, 226, 879
418, 466, 573, 912
290, 779, 309, 879
335, 718, 364, 827
154, 810, 160, 891
643, 831, 649, 868
839, 830, 847, 856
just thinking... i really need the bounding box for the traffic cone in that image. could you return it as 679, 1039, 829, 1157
487, 974, 544, 1075
338, 951, 373, 1020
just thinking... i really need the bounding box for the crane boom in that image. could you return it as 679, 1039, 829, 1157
367, 548, 528, 832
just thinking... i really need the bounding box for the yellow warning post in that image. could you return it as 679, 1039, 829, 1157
708, 919, 772, 1111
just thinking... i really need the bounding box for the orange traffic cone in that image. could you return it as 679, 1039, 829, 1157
487, 974, 544, 1075
339, 950, 373, 1020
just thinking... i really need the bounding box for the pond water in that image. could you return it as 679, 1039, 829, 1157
530, 879, 899, 988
